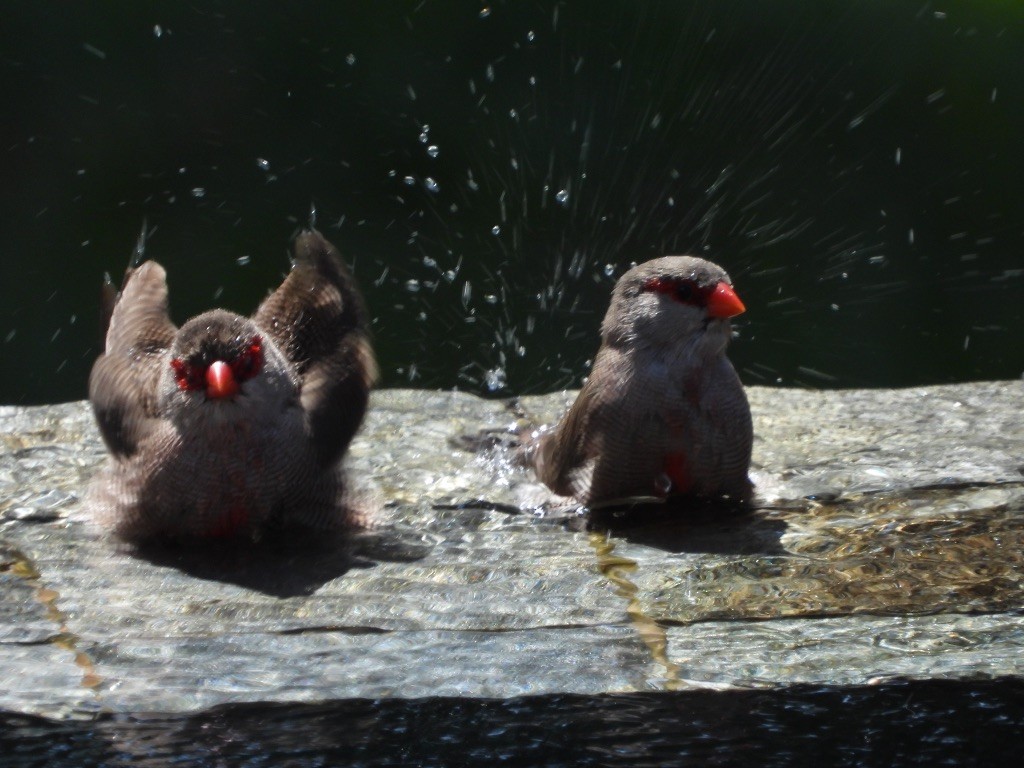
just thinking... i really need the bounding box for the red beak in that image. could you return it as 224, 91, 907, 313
205, 360, 239, 400
706, 282, 746, 319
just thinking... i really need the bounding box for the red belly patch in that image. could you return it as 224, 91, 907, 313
660, 452, 693, 495
206, 504, 250, 538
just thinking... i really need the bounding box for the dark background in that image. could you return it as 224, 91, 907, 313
2, 0, 1022, 404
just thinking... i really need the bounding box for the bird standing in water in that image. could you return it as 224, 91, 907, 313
88, 228, 376, 543
528, 255, 752, 508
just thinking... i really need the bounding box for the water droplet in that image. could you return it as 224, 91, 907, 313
479, 6, 491, 18
153, 25, 163, 38
894, 147, 901, 166
484, 294, 498, 304
555, 189, 569, 206
654, 473, 673, 495
528, 75, 537, 86
509, 108, 519, 120
83, 43, 107, 60
346, 53, 356, 66
491, 225, 501, 235
527, 30, 536, 42
257, 158, 270, 171
650, 113, 662, 129
405, 279, 421, 293
484, 366, 507, 392
424, 177, 439, 193
461, 281, 472, 307
486, 64, 495, 82
403, 176, 416, 186
191, 187, 206, 198
407, 84, 417, 101
236, 255, 251, 266
603, 264, 615, 277
426, 145, 439, 158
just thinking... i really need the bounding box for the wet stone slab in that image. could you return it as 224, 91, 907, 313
0, 382, 1022, 719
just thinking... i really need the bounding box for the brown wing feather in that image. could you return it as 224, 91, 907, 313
581, 383, 666, 503
89, 261, 177, 457
534, 384, 592, 494
99, 272, 118, 347
535, 346, 670, 504
253, 229, 377, 467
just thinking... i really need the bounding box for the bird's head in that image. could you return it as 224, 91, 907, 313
162, 310, 297, 420
603, 255, 745, 355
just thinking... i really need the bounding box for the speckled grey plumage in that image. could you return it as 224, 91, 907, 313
87, 229, 376, 542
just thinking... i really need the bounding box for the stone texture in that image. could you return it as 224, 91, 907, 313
0, 382, 1022, 719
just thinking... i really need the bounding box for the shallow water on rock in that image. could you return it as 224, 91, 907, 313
2, 385, 1023, 762
592, 484, 1024, 626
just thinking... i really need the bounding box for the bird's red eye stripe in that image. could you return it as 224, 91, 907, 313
231, 335, 264, 382
642, 276, 707, 305
170, 358, 205, 391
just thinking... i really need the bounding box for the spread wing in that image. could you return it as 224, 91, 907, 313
89, 261, 177, 457
253, 229, 377, 467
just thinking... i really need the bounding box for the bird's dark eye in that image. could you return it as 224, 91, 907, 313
642, 277, 704, 306
170, 358, 205, 392
674, 282, 693, 301
231, 335, 264, 382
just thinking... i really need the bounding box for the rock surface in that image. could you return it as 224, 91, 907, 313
1, 382, 1022, 719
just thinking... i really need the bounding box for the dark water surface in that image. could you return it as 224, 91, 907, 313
3, 1, 1023, 404
3, 680, 1023, 767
